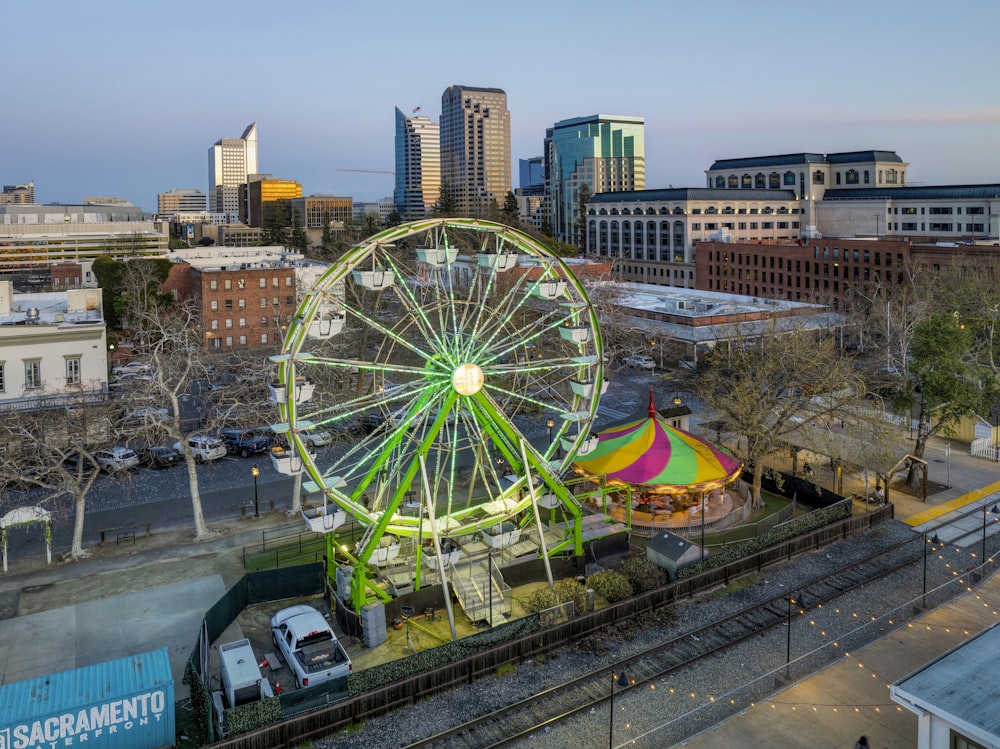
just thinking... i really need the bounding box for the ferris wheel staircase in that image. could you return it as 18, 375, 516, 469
451, 557, 511, 624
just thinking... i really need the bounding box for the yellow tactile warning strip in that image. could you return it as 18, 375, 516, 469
902, 478, 1000, 526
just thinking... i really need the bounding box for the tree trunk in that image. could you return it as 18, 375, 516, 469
69, 490, 88, 559
185, 457, 209, 539
290, 470, 302, 514
751, 462, 765, 510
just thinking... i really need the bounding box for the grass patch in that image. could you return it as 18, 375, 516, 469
706, 573, 764, 600
496, 663, 517, 678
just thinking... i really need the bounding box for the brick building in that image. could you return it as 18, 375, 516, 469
696, 236, 1000, 308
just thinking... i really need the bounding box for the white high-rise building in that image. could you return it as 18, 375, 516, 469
208, 122, 258, 219
394, 107, 440, 219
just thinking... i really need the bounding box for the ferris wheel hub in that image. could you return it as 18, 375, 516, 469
451, 362, 485, 396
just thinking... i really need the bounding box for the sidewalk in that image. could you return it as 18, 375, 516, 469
680, 560, 1000, 749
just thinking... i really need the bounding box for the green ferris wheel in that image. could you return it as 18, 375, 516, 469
269, 218, 606, 616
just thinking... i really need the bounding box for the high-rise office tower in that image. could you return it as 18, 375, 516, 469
519, 157, 544, 195
440, 85, 511, 216
208, 122, 258, 219
545, 115, 645, 245
394, 107, 441, 219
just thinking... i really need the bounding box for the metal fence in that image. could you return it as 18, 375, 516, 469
206, 506, 893, 748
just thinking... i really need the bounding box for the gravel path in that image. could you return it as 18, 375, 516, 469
308, 519, 989, 749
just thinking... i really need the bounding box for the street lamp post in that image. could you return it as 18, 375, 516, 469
609, 669, 628, 749
700, 494, 706, 560
251, 465, 261, 519
488, 549, 494, 628
785, 594, 796, 676
546, 418, 555, 447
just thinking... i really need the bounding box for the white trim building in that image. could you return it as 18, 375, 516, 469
0, 281, 108, 411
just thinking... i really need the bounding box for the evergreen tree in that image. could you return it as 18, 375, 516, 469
263, 201, 290, 246
288, 211, 307, 251
320, 211, 335, 255
386, 209, 402, 227
575, 183, 592, 248
501, 191, 519, 226
434, 181, 458, 216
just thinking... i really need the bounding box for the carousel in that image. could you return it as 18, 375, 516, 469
573, 392, 745, 533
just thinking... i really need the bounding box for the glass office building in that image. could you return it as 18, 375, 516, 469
545, 115, 645, 245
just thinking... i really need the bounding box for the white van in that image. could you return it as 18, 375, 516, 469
175, 435, 227, 463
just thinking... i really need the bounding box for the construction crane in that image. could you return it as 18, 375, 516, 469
336, 168, 395, 175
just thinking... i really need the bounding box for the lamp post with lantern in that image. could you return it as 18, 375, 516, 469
251, 465, 261, 518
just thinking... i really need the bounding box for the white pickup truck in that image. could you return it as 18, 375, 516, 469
270, 605, 352, 689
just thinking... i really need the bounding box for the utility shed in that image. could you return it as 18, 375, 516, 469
646, 530, 702, 581
891, 623, 1000, 749
0, 648, 175, 749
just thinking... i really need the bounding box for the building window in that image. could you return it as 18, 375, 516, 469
224, 279, 232, 290
210, 280, 218, 290
259, 278, 266, 288
886, 169, 898, 184
813, 170, 825, 185
929, 207, 953, 215
239, 335, 247, 346
783, 171, 795, 186
261, 333, 269, 345
846, 169, 858, 184
239, 318, 246, 328
210, 300, 218, 311
0, 362, 4, 392
285, 277, 293, 287
286, 295, 294, 306
24, 360, 41, 389
929, 223, 953, 231
65, 357, 81, 385
238, 279, 245, 289
211, 319, 219, 330
272, 277, 279, 287
225, 319, 233, 329
864, 170, 870, 184
225, 336, 233, 347
238, 299, 246, 310
951, 731, 988, 749
728, 175, 738, 188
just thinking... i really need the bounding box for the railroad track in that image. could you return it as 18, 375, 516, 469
405, 535, 927, 749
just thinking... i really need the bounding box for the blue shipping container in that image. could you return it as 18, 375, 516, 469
0, 648, 174, 749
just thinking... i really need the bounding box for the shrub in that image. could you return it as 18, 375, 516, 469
585, 570, 633, 603
555, 578, 589, 614
619, 557, 668, 593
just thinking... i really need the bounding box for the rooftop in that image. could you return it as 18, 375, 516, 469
892, 622, 1000, 745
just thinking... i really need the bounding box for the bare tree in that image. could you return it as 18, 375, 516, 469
0, 404, 113, 559
694, 320, 865, 509
115, 261, 270, 539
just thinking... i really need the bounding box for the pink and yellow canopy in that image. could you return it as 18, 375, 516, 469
573, 398, 742, 495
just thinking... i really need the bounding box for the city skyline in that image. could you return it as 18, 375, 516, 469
2, 0, 998, 213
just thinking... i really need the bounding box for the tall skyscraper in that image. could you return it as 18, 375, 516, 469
545, 115, 645, 245
394, 106, 441, 219
208, 122, 258, 219
440, 85, 511, 216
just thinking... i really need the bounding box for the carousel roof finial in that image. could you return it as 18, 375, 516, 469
648, 386, 657, 419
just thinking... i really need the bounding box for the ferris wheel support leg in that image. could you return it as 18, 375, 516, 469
520, 439, 557, 600
419, 455, 458, 642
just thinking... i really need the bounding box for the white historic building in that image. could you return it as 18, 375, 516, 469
0, 281, 108, 410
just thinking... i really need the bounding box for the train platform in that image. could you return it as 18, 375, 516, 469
679, 565, 1000, 749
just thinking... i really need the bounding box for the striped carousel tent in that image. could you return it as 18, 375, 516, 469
573, 392, 742, 495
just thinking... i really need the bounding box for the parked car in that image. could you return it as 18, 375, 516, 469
93, 446, 141, 473
220, 428, 273, 458
302, 430, 333, 447
174, 435, 227, 464
354, 415, 387, 435
622, 354, 656, 370
270, 605, 352, 689
111, 361, 150, 377
138, 445, 183, 469
62, 453, 98, 479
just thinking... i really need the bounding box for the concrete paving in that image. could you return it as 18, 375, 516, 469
679, 566, 1000, 749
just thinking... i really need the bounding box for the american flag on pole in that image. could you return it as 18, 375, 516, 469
412, 106, 421, 114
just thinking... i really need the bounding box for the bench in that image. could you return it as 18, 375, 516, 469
99, 523, 151, 546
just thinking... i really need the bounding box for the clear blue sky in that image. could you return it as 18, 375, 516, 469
3, 0, 998, 213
